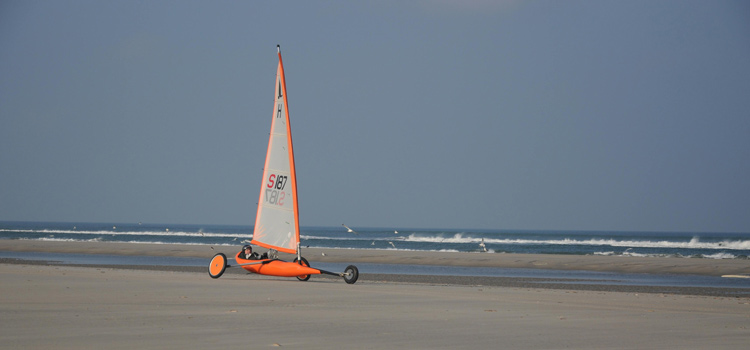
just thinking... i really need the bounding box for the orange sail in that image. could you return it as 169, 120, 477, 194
250, 46, 300, 254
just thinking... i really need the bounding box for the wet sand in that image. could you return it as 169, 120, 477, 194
3, 240, 750, 275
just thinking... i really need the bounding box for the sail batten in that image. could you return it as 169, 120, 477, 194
250, 49, 300, 254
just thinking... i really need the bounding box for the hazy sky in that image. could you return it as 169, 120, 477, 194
2, 1, 749, 233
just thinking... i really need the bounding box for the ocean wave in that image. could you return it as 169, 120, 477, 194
593, 250, 745, 259
20, 237, 238, 247
593, 251, 680, 258
698, 252, 742, 259
1, 228, 246, 239
25, 237, 104, 243
404, 233, 750, 250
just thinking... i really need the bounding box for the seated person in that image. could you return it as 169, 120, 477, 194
240, 245, 268, 260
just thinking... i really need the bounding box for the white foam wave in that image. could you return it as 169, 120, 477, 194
20, 237, 238, 247
593, 251, 615, 256
621, 250, 653, 257
593, 250, 742, 259
300, 234, 363, 241
701, 252, 737, 259
27, 237, 105, 243
403, 233, 750, 250
1, 228, 246, 239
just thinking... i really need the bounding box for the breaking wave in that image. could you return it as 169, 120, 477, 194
402, 233, 750, 251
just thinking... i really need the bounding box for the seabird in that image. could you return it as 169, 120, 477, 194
342, 224, 358, 234
388, 241, 396, 249
479, 238, 487, 252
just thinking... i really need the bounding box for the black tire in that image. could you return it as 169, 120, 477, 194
208, 253, 227, 279
293, 257, 311, 281
343, 265, 359, 284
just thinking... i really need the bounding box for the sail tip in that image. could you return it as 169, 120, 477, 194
277, 44, 280, 53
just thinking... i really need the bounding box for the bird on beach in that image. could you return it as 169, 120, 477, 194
342, 224, 358, 234
479, 238, 487, 252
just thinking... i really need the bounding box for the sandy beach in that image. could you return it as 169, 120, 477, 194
3, 240, 750, 276
2, 240, 750, 349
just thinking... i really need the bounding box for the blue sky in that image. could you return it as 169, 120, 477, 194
1, 1, 749, 232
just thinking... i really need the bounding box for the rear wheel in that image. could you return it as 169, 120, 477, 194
343, 265, 359, 284
293, 257, 310, 281
208, 253, 227, 279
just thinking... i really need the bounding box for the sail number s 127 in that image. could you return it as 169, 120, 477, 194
264, 174, 288, 206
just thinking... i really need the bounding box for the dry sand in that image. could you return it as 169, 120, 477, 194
2, 263, 749, 349
2, 240, 750, 349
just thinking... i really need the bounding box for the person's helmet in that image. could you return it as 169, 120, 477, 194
242, 245, 252, 252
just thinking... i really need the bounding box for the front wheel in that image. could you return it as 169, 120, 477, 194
343, 265, 359, 284
293, 257, 310, 281
208, 253, 227, 279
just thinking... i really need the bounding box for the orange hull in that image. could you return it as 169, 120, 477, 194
235, 253, 321, 277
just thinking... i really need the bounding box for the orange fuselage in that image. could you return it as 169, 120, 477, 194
235, 252, 321, 277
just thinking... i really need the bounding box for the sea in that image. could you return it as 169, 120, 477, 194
2, 221, 749, 259
3, 221, 750, 291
